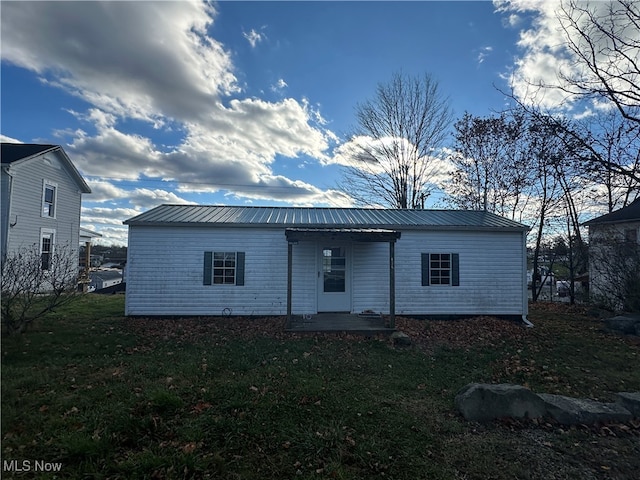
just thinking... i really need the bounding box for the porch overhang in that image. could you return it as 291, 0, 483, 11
285, 228, 401, 243
285, 227, 400, 330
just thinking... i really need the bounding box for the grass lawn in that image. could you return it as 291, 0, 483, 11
2, 295, 639, 479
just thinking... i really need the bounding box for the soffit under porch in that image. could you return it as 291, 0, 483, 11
285, 228, 401, 243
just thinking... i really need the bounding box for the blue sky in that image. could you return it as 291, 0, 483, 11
2, 1, 567, 246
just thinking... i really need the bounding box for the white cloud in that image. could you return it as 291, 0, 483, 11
85, 180, 192, 208
83, 225, 129, 247
1, 2, 344, 244
477, 46, 493, 64
243, 28, 265, 48
495, 0, 640, 113
81, 206, 142, 224
68, 125, 162, 180
85, 180, 129, 202
504, 13, 522, 28
328, 135, 454, 188
0, 134, 22, 143
128, 188, 193, 209
271, 78, 288, 92
1, 1, 239, 124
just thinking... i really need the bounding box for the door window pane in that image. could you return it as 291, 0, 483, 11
323, 247, 345, 292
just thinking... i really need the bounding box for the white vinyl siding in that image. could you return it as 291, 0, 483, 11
126, 227, 316, 316
125, 226, 527, 318
3, 151, 81, 261
395, 231, 525, 316
351, 231, 525, 316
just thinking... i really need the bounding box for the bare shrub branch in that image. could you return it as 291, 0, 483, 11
2, 243, 80, 335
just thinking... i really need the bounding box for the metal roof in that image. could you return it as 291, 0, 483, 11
125, 205, 529, 231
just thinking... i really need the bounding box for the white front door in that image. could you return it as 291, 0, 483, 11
317, 245, 351, 312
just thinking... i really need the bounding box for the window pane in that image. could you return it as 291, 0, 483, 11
430, 253, 451, 286
331, 258, 345, 269
41, 253, 50, 270
211, 251, 238, 286
324, 273, 345, 292
43, 186, 55, 217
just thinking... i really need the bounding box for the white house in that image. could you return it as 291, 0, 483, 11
583, 199, 640, 311
124, 205, 530, 326
89, 270, 123, 291
1, 143, 91, 269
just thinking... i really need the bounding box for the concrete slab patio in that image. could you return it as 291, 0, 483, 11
287, 312, 395, 333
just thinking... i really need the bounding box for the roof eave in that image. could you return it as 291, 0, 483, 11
55, 147, 92, 194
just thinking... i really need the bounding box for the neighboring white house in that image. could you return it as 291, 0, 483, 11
124, 205, 530, 325
89, 270, 123, 291
583, 199, 640, 311
1, 143, 91, 269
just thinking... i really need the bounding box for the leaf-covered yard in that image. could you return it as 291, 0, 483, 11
2, 296, 639, 479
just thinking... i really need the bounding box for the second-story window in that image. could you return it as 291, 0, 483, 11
42, 182, 57, 218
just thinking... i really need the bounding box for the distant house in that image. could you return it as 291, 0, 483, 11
1, 143, 91, 270
124, 205, 530, 326
583, 199, 640, 310
89, 270, 123, 291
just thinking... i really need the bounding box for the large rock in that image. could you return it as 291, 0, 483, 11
455, 383, 547, 422
616, 392, 640, 417
390, 331, 411, 347
604, 315, 640, 335
538, 393, 632, 425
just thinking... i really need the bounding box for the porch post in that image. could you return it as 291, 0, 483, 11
83, 241, 91, 293
389, 240, 396, 329
287, 241, 293, 327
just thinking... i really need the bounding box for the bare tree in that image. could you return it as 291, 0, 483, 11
339, 72, 453, 208
573, 112, 640, 210
448, 110, 530, 219
526, 116, 569, 302
555, 0, 640, 125
2, 243, 80, 335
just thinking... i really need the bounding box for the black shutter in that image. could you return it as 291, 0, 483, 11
236, 252, 245, 286
203, 251, 212, 285
421, 253, 430, 286
452, 253, 460, 286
